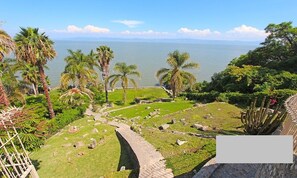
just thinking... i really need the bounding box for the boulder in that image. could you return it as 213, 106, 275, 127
145, 106, 151, 110
176, 139, 187, 146
73, 141, 84, 148
168, 119, 176, 124
159, 124, 170, 130
203, 114, 213, 119
192, 124, 204, 130
68, 126, 79, 133
92, 128, 99, 133
88, 138, 97, 149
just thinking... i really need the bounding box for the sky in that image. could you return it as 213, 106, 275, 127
1, 0, 297, 41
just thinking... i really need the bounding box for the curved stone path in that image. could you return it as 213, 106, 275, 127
85, 105, 173, 177
109, 121, 174, 178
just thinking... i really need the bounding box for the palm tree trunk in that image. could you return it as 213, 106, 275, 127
0, 80, 10, 107
32, 83, 37, 95
121, 82, 126, 104
102, 67, 109, 103
38, 64, 55, 119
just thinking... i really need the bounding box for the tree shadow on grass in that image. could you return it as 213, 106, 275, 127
174, 155, 215, 178
31, 159, 41, 170
116, 132, 139, 178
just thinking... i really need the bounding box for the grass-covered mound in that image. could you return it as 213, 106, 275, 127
30, 117, 133, 178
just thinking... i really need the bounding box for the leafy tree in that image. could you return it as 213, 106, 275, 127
96, 46, 114, 103
156, 50, 199, 98
14, 27, 56, 119
230, 22, 297, 72
0, 29, 14, 107
109, 62, 140, 104
60, 49, 98, 92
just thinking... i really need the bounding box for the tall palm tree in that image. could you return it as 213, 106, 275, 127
96, 46, 114, 103
109, 62, 140, 104
156, 50, 199, 98
0, 29, 14, 106
60, 49, 98, 91
14, 27, 56, 119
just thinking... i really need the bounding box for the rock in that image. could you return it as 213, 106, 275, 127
201, 126, 210, 131
145, 106, 151, 110
62, 143, 72, 147
78, 152, 84, 156
87, 120, 93, 122
120, 166, 126, 171
154, 108, 160, 112
203, 114, 213, 119
94, 114, 102, 121
88, 138, 97, 149
64, 137, 69, 140
103, 129, 107, 133
68, 126, 79, 133
176, 139, 187, 146
92, 128, 99, 133
159, 124, 170, 130
144, 116, 151, 119
168, 119, 176, 124
180, 118, 187, 125
192, 124, 204, 130
94, 122, 101, 126
82, 133, 89, 138
73, 141, 84, 148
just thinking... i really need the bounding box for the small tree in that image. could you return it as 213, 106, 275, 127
109, 62, 140, 104
156, 50, 199, 98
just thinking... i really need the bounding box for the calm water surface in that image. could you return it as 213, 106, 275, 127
47, 40, 258, 87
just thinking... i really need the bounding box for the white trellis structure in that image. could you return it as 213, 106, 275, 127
0, 107, 39, 178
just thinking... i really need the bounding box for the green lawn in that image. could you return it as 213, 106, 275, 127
109, 101, 243, 176
30, 117, 133, 178
108, 87, 169, 107
30, 87, 244, 177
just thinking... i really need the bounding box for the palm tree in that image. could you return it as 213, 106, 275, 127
156, 50, 199, 98
0, 29, 14, 107
0, 29, 15, 61
14, 27, 56, 119
21, 63, 39, 95
109, 62, 140, 104
60, 49, 98, 91
96, 46, 114, 103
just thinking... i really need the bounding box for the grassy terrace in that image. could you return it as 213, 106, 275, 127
30, 117, 133, 178
30, 88, 244, 177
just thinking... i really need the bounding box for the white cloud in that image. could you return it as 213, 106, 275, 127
113, 20, 143, 28
54, 25, 110, 33
178, 27, 221, 36
226, 25, 268, 40
121, 30, 169, 36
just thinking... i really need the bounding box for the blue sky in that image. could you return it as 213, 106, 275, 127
1, 0, 297, 41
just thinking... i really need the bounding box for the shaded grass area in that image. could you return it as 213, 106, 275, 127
110, 101, 243, 176
108, 87, 169, 107
30, 117, 133, 178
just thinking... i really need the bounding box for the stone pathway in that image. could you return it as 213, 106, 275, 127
109, 121, 174, 178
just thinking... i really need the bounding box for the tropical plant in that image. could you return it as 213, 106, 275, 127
109, 62, 141, 104
156, 50, 199, 98
240, 97, 287, 135
0, 58, 27, 106
59, 88, 92, 108
96, 45, 114, 103
14, 27, 56, 119
60, 49, 98, 91
0, 29, 14, 107
0, 29, 15, 61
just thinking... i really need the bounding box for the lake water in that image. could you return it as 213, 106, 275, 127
46, 40, 258, 87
